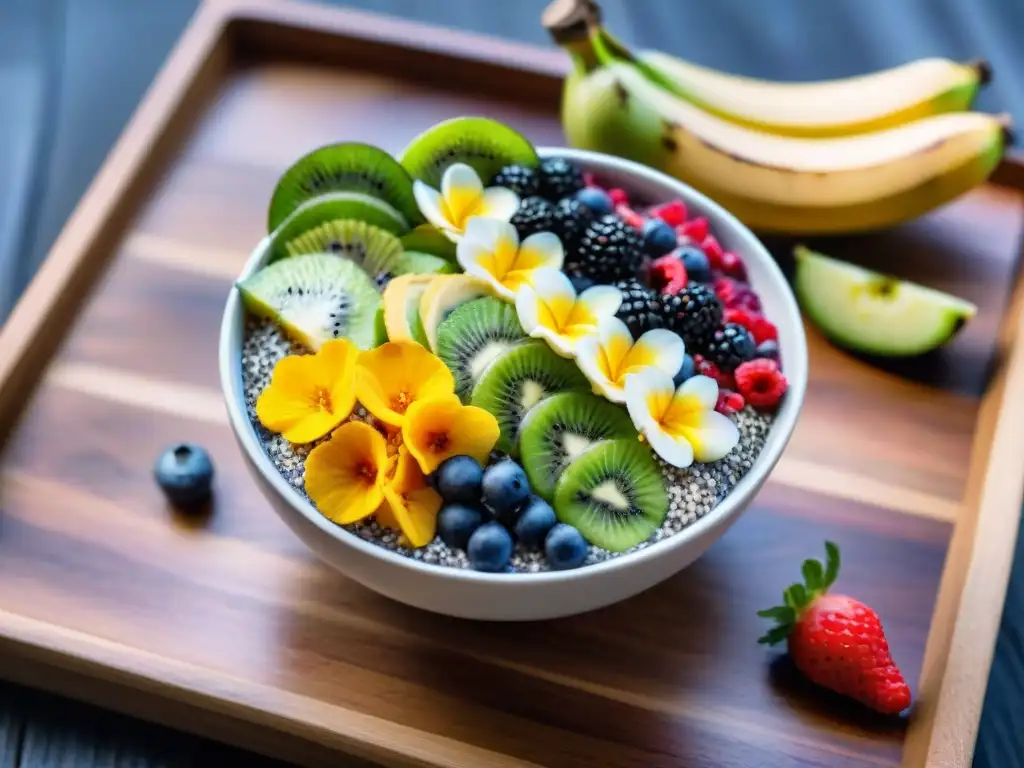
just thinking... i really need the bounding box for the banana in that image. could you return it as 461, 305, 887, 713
595, 26, 991, 139
560, 58, 1011, 235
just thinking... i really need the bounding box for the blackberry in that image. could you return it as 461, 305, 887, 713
614, 278, 663, 337
552, 196, 594, 252
704, 323, 756, 371
539, 157, 585, 200
659, 284, 722, 348
511, 195, 556, 238
574, 214, 643, 282
490, 164, 541, 198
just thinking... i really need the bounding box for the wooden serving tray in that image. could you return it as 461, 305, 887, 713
1, 1, 1023, 765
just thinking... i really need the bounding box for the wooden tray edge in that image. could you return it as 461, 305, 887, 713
0, 1, 1023, 766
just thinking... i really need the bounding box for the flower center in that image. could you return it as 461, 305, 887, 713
311, 387, 333, 413
355, 461, 376, 482
390, 389, 414, 414
427, 431, 450, 453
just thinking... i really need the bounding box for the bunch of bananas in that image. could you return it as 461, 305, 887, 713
542, 0, 1013, 235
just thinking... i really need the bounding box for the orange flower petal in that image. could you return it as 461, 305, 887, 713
375, 498, 402, 531
381, 448, 442, 547
356, 341, 455, 427
304, 421, 392, 524
402, 395, 500, 475
255, 340, 357, 444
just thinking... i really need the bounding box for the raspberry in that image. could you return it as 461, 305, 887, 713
701, 235, 724, 269
678, 217, 708, 243
649, 255, 688, 294
651, 200, 687, 227
720, 251, 747, 281
734, 358, 788, 410
715, 389, 746, 416
724, 308, 777, 344
715, 277, 762, 312
608, 188, 629, 206
582, 172, 598, 187
696, 357, 735, 391
615, 204, 645, 231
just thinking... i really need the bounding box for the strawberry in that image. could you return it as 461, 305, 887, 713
678, 216, 709, 243
649, 255, 688, 294
608, 188, 629, 206
651, 199, 688, 227
757, 542, 912, 716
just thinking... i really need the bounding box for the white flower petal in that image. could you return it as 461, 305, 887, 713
676, 374, 719, 411
622, 328, 685, 379
624, 368, 675, 428
515, 283, 542, 335
413, 181, 453, 233
532, 326, 578, 358
441, 163, 484, 223
461, 215, 511, 252
527, 267, 576, 307
646, 426, 695, 468
574, 285, 623, 324
690, 410, 740, 463
516, 231, 565, 272
477, 187, 521, 223
575, 334, 622, 402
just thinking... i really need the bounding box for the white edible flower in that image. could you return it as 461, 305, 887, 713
574, 316, 684, 403
515, 268, 622, 358
456, 217, 563, 301
413, 163, 519, 242
624, 369, 739, 468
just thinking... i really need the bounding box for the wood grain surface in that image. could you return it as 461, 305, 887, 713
0, 1, 1022, 766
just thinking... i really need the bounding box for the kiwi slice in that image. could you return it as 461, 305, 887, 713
268, 193, 409, 261
393, 251, 458, 276
436, 297, 526, 401
267, 142, 422, 232
284, 220, 404, 274
237, 252, 382, 350
470, 341, 589, 454
553, 439, 668, 552
400, 225, 457, 262
399, 117, 539, 189
518, 393, 637, 502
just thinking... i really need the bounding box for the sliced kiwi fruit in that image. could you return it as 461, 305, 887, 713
383, 274, 435, 346
399, 117, 539, 189
268, 193, 409, 261
393, 251, 458, 276
518, 393, 637, 502
553, 439, 668, 552
284, 219, 403, 271
419, 274, 497, 352
237, 252, 382, 351
469, 341, 590, 455
267, 142, 422, 232
400, 224, 457, 262
436, 297, 526, 401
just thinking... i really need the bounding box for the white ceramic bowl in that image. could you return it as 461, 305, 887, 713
220, 147, 808, 621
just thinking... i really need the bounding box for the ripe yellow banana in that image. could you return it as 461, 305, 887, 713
595, 27, 991, 138
561, 59, 1011, 235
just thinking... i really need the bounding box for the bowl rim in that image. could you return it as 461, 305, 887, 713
219, 146, 809, 584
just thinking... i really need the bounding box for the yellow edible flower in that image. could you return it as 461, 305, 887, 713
355, 341, 455, 427
402, 395, 500, 474
457, 217, 564, 301
624, 369, 739, 468
379, 447, 444, 547
255, 339, 358, 443
413, 163, 519, 242
303, 421, 397, 524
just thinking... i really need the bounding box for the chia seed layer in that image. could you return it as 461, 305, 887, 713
242, 317, 775, 573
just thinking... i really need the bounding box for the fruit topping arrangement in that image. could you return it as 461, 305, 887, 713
238, 115, 787, 572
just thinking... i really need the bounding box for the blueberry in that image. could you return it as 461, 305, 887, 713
467, 521, 514, 572
574, 187, 614, 217
434, 455, 483, 505
756, 339, 780, 362
673, 354, 696, 387
569, 274, 596, 294
545, 524, 589, 570
513, 496, 558, 548
481, 459, 531, 522
676, 246, 712, 283
154, 443, 214, 508
642, 219, 678, 258
437, 503, 485, 550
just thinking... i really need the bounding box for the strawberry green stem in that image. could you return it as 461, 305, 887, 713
757, 541, 841, 646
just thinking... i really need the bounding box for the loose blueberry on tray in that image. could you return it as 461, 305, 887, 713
154, 443, 214, 509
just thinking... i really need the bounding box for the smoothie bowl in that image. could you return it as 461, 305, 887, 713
219, 116, 807, 621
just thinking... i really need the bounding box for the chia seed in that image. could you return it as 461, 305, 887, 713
242, 317, 775, 573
